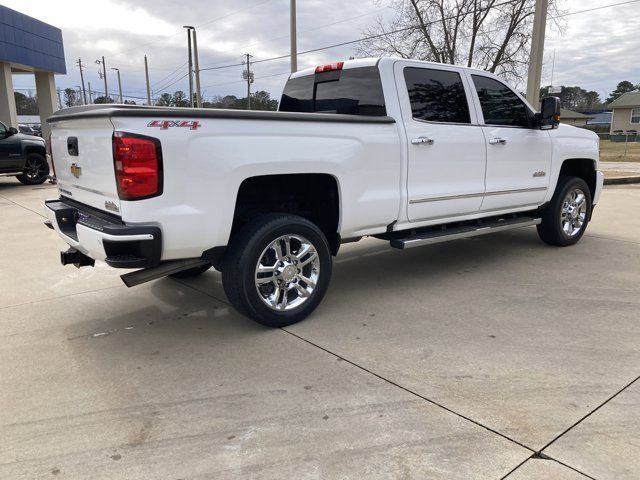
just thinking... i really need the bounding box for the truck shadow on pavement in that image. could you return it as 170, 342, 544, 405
158, 226, 559, 329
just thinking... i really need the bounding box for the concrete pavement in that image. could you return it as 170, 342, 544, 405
599, 161, 640, 175
1, 178, 638, 479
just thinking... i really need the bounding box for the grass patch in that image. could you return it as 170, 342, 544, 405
600, 140, 640, 162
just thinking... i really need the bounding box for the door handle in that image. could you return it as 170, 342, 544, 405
489, 137, 507, 145
411, 137, 434, 145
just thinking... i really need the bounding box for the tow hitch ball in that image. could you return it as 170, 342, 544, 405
60, 248, 95, 268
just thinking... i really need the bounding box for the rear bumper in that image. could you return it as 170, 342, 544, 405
45, 198, 162, 268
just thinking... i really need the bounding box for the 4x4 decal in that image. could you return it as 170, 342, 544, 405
147, 120, 200, 130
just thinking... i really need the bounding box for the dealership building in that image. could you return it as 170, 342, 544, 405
0, 5, 65, 140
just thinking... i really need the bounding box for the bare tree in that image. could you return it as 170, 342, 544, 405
358, 0, 564, 83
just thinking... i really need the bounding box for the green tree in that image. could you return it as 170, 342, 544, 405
249, 91, 278, 111
155, 93, 173, 106
171, 91, 189, 107
14, 92, 38, 115
606, 81, 637, 104
206, 91, 278, 111
63, 88, 78, 108
94, 96, 114, 104
540, 86, 603, 110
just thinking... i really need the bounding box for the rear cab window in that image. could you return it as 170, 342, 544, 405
279, 66, 387, 116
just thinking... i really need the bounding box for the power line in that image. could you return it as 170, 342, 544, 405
154, 72, 189, 95
198, 8, 388, 68
549, 0, 640, 18
199, 0, 640, 75
151, 62, 189, 89
54, 0, 640, 96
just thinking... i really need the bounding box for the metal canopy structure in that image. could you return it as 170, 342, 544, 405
0, 5, 66, 140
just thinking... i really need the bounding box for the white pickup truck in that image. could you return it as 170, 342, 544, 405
45, 57, 603, 327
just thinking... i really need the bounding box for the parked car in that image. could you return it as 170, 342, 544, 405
0, 121, 49, 184
44, 57, 603, 327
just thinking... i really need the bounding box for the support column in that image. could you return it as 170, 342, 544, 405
0, 62, 18, 128
525, 0, 548, 108
35, 71, 57, 142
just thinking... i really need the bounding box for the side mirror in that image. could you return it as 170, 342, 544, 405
8, 127, 18, 135
538, 96, 560, 130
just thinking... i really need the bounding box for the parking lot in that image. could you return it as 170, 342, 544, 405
1, 177, 638, 479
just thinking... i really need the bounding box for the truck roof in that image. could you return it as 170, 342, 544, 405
290, 57, 494, 79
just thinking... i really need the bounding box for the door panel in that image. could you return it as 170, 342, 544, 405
481, 126, 551, 211
469, 74, 551, 212
396, 63, 486, 223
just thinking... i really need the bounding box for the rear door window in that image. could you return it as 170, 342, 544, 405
403, 67, 471, 124
280, 66, 386, 116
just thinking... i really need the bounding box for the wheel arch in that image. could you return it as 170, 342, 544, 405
558, 158, 597, 200
23, 143, 47, 157
231, 173, 341, 255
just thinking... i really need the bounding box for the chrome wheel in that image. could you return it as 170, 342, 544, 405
254, 234, 320, 311
24, 157, 45, 180
561, 188, 587, 237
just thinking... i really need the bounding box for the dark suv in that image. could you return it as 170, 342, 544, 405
0, 121, 49, 185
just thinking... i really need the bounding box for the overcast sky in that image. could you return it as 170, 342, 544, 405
5, 0, 640, 103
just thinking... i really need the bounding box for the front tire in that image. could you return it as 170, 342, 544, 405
537, 176, 592, 246
16, 153, 49, 185
222, 214, 332, 328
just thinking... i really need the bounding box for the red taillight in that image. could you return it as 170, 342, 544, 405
315, 61, 344, 74
113, 132, 162, 200
48, 133, 56, 177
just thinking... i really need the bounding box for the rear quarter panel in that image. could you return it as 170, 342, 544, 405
110, 116, 401, 260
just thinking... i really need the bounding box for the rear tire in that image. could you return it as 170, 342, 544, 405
16, 153, 49, 185
222, 214, 332, 328
537, 176, 592, 246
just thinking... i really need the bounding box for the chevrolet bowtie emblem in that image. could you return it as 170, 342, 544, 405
70, 163, 81, 178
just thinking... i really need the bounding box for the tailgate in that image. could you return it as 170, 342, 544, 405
51, 117, 120, 214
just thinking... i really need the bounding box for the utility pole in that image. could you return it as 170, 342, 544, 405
96, 56, 108, 101
112, 67, 123, 103
525, 0, 548, 108
56, 88, 62, 109
76, 58, 87, 104
290, 0, 297, 73
88, 81, 93, 103
243, 54, 254, 110
191, 28, 202, 108
144, 55, 152, 105
183, 26, 194, 107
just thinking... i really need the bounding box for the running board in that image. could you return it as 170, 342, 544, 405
120, 258, 211, 288
390, 217, 541, 249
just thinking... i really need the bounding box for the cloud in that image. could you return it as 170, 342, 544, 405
6, 0, 639, 104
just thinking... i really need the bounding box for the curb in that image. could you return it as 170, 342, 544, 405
604, 176, 640, 185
